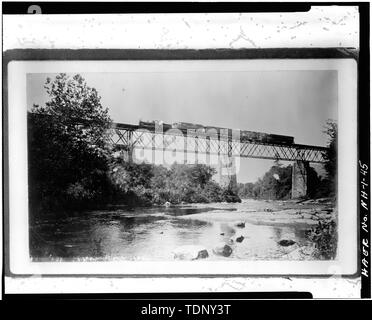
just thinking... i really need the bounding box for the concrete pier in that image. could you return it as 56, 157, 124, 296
218, 156, 238, 192
291, 160, 309, 199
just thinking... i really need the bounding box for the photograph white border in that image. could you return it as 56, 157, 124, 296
7, 58, 357, 276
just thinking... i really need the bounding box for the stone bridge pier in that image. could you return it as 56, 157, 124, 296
217, 156, 238, 192
291, 160, 310, 199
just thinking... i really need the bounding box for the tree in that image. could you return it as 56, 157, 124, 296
237, 163, 293, 200
322, 120, 337, 197
28, 73, 112, 214
237, 120, 338, 200
306, 166, 324, 199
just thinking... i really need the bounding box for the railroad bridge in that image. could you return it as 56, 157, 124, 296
108, 121, 328, 199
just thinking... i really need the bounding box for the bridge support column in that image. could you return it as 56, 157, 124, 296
124, 131, 134, 163
218, 156, 238, 192
120, 146, 134, 163
291, 160, 309, 199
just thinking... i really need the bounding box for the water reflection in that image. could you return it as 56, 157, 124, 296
30, 201, 314, 261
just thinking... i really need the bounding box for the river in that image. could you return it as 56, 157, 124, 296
30, 199, 331, 261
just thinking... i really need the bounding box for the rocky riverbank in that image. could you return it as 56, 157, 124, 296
171, 198, 336, 261
30, 198, 336, 261
175, 199, 335, 226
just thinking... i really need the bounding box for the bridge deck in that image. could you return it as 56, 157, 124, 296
27, 114, 327, 163
109, 122, 328, 163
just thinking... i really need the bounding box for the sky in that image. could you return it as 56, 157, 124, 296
27, 68, 337, 183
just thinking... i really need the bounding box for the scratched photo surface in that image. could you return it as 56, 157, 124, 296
26, 64, 338, 263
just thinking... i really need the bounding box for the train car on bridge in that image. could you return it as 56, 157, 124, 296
171, 122, 205, 130
266, 133, 294, 145
241, 130, 294, 145
139, 120, 207, 132
139, 120, 172, 131
138, 120, 294, 145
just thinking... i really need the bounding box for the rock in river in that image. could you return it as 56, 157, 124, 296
235, 221, 245, 228
235, 236, 245, 243
196, 250, 209, 259
213, 244, 233, 257
173, 245, 209, 260
278, 239, 296, 247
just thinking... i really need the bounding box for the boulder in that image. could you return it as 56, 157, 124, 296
235, 221, 245, 228
196, 250, 209, 259
173, 245, 209, 260
235, 235, 245, 243
213, 244, 233, 257
278, 239, 296, 247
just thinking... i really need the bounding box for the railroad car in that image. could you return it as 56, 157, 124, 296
240, 130, 294, 144
171, 122, 205, 130
139, 120, 172, 131
139, 121, 294, 145
265, 134, 294, 145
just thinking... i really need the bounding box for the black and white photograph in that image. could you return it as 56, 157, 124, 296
2, 2, 368, 300
26, 64, 341, 262
6, 57, 357, 276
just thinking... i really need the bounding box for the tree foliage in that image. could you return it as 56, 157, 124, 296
28, 74, 112, 214
322, 120, 337, 197
238, 163, 327, 200
28, 73, 241, 217
108, 160, 240, 206
238, 120, 337, 200
238, 164, 293, 200
307, 219, 337, 259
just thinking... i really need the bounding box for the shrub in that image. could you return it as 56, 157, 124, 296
307, 219, 337, 260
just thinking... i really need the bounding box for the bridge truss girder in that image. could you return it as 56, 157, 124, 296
108, 126, 327, 163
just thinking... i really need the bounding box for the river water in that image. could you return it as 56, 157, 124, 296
30, 199, 318, 261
